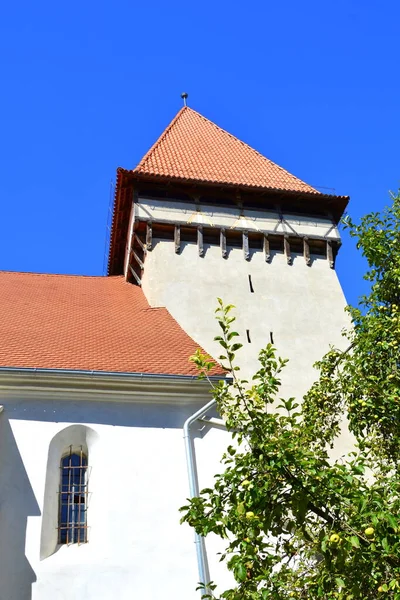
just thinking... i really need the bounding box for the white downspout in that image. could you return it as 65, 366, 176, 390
183, 398, 217, 596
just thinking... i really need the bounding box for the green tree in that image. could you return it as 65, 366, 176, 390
180, 195, 400, 599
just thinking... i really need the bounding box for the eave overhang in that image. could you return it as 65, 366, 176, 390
107, 168, 349, 276
0, 366, 226, 405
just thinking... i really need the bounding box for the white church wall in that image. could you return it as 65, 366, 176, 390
0, 391, 231, 600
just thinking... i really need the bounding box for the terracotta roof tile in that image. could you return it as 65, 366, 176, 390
134, 106, 319, 194
0, 272, 224, 377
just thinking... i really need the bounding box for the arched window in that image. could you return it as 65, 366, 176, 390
59, 447, 88, 544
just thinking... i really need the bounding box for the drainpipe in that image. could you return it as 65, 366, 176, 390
183, 398, 217, 596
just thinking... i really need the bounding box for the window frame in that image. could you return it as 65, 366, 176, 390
58, 446, 89, 545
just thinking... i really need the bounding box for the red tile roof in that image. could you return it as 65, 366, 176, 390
134, 106, 319, 194
107, 107, 349, 275
0, 272, 223, 376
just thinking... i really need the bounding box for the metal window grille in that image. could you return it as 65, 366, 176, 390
58, 447, 89, 544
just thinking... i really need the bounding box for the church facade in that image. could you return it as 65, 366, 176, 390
0, 105, 350, 599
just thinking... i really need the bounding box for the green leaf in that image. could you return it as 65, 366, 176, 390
381, 537, 390, 552
231, 343, 243, 352
349, 535, 360, 548
234, 563, 247, 582
335, 577, 345, 588
237, 503, 245, 515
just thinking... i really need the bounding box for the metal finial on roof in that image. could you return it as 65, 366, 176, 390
181, 92, 188, 107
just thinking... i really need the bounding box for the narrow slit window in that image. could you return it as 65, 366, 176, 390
59, 448, 88, 545
246, 329, 251, 343
270, 331, 274, 344
248, 275, 254, 293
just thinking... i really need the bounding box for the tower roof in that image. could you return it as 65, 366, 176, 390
108, 106, 349, 275
133, 106, 319, 194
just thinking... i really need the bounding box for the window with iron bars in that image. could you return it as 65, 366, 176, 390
58, 447, 89, 544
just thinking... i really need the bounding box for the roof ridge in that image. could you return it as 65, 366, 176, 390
134, 106, 187, 172
185, 108, 319, 193
133, 106, 319, 194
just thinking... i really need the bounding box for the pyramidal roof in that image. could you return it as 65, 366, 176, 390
133, 106, 320, 195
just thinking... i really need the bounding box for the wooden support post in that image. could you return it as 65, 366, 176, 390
263, 235, 271, 263
303, 237, 311, 266
133, 233, 146, 253
284, 235, 292, 265
146, 222, 153, 251
197, 225, 204, 257
174, 224, 181, 254
132, 249, 144, 270
220, 228, 227, 258
275, 203, 284, 223
243, 230, 250, 261
129, 265, 142, 286
326, 240, 334, 268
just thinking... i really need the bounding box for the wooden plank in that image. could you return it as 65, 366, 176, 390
129, 265, 142, 286
135, 216, 340, 241
220, 228, 227, 258
263, 235, 271, 263
243, 230, 250, 261
197, 225, 204, 257
146, 222, 153, 251
134, 232, 146, 253
132, 249, 144, 269
303, 237, 311, 266
174, 224, 181, 254
284, 235, 292, 265
326, 240, 334, 268
133, 232, 146, 254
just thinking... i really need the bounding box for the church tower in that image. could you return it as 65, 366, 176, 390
0, 102, 351, 600
108, 105, 349, 396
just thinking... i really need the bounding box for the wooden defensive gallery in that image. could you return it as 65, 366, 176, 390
0, 104, 350, 600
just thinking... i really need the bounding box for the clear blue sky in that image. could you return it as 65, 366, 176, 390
1, 0, 399, 307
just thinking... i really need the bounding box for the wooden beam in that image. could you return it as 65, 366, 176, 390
327, 240, 334, 268
133, 232, 146, 253
146, 222, 153, 251
135, 217, 341, 241
132, 249, 144, 269
174, 224, 181, 254
303, 237, 311, 266
284, 235, 292, 265
263, 235, 271, 263
220, 228, 227, 258
243, 230, 250, 261
129, 265, 142, 286
198, 225, 204, 257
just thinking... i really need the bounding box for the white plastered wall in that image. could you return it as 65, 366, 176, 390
141, 240, 350, 402
0, 394, 231, 600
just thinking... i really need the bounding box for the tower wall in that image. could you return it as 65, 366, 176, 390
138, 201, 350, 402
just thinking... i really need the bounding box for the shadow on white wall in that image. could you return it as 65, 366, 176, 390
0, 414, 40, 600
